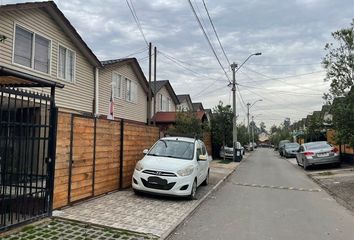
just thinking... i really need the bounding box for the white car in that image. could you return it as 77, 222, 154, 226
132, 137, 210, 199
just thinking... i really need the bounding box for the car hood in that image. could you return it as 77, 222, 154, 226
141, 155, 194, 172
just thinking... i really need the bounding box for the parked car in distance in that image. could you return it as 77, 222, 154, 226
278, 140, 291, 156
296, 141, 340, 170
282, 142, 300, 158
220, 142, 244, 159
132, 137, 210, 199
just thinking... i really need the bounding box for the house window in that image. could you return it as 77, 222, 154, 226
125, 78, 137, 102
159, 94, 163, 111
14, 25, 50, 73
167, 98, 171, 111
112, 73, 122, 98
58, 45, 75, 82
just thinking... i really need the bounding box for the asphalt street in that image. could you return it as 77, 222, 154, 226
168, 148, 354, 240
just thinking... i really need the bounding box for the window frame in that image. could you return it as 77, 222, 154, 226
111, 72, 123, 99
12, 23, 52, 75
57, 43, 76, 83
125, 78, 138, 103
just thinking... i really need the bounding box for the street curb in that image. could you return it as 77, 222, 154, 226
160, 153, 251, 240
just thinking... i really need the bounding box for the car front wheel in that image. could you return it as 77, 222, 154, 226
202, 170, 209, 186
189, 179, 197, 200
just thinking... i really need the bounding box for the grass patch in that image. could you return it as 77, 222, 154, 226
218, 159, 233, 164
318, 171, 334, 176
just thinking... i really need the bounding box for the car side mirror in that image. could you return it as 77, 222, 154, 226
143, 149, 149, 155
198, 155, 207, 161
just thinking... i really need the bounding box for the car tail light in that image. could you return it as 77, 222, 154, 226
331, 147, 339, 153
304, 152, 314, 156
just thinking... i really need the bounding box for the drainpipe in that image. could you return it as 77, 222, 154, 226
94, 67, 99, 116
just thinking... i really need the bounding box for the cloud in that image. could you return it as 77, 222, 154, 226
2, 0, 353, 128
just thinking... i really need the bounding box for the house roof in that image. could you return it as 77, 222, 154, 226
152, 111, 207, 123
177, 94, 192, 103
192, 102, 204, 111
0, 1, 101, 67
149, 80, 179, 104
101, 58, 149, 93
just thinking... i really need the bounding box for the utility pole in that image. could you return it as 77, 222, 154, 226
153, 46, 157, 126
147, 42, 152, 125
247, 103, 250, 148
231, 62, 238, 162
252, 115, 255, 148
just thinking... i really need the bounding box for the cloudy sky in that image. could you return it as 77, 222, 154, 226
4, 0, 353, 129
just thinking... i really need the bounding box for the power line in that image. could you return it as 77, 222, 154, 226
158, 51, 222, 82
238, 83, 324, 96
126, 0, 148, 46
201, 0, 231, 66
187, 0, 230, 82
121, 47, 148, 58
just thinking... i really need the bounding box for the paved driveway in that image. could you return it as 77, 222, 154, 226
55, 160, 240, 238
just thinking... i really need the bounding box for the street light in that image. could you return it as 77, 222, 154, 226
231, 52, 262, 161
247, 99, 262, 150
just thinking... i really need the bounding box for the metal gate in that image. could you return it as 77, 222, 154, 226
0, 87, 57, 231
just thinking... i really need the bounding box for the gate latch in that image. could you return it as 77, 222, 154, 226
46, 157, 52, 163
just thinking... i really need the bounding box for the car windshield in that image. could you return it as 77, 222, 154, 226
285, 143, 299, 148
306, 142, 331, 150
147, 140, 195, 160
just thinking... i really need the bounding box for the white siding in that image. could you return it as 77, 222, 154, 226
151, 86, 176, 117
98, 63, 147, 123
0, 8, 95, 113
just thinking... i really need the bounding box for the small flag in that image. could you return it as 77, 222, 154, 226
107, 87, 114, 120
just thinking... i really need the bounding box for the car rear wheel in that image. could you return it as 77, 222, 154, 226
202, 170, 209, 186
303, 159, 308, 170
189, 179, 197, 200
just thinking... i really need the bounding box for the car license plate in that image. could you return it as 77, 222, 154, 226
317, 153, 329, 157
148, 176, 167, 185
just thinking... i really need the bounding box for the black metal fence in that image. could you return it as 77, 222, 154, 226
0, 87, 56, 231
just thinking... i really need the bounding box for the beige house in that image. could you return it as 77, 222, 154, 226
99, 58, 149, 123
0, 1, 101, 114
150, 80, 179, 117
177, 94, 193, 112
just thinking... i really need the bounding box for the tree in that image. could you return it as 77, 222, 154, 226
236, 124, 249, 146
322, 19, 354, 147
331, 89, 354, 147
210, 101, 233, 147
305, 113, 325, 142
260, 122, 267, 133
322, 19, 354, 102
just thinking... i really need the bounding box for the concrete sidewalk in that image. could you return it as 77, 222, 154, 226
53, 157, 245, 239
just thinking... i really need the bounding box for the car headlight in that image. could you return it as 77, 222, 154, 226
135, 161, 143, 171
177, 165, 194, 176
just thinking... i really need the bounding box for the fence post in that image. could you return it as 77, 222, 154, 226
92, 117, 97, 196
48, 104, 58, 215
119, 119, 124, 189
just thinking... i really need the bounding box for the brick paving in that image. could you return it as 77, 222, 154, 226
55, 160, 239, 238
1, 218, 157, 240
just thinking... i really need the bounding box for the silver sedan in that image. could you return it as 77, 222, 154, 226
296, 141, 340, 170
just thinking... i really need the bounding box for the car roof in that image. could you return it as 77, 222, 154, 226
304, 141, 328, 146
161, 137, 196, 143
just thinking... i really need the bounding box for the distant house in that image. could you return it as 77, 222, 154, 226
192, 102, 204, 112
177, 94, 193, 111
150, 80, 179, 116
99, 58, 149, 123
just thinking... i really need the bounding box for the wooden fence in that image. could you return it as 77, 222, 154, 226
53, 112, 159, 209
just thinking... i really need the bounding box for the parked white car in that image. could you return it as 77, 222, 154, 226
132, 137, 210, 199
